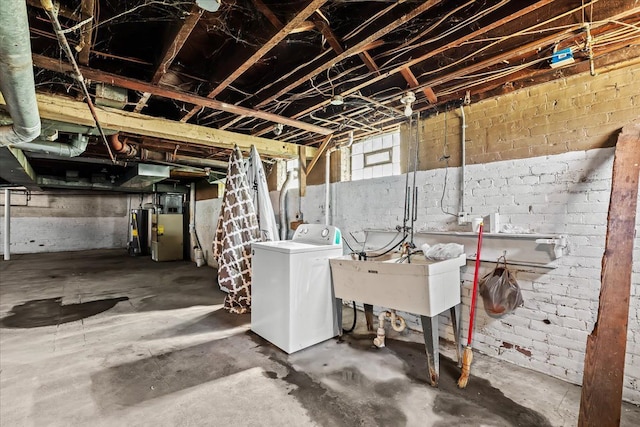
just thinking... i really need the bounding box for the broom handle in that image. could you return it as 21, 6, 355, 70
466, 223, 484, 346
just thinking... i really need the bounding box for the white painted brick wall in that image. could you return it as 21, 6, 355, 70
299, 147, 640, 404
0, 192, 130, 254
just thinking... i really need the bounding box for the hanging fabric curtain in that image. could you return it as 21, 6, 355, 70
214, 146, 260, 314
245, 145, 279, 242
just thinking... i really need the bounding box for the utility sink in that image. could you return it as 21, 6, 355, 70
329, 253, 466, 317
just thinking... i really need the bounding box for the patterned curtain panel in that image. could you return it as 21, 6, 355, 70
245, 145, 279, 242
214, 146, 260, 314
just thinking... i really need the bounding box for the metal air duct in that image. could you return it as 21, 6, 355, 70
14, 134, 89, 157
0, 0, 41, 145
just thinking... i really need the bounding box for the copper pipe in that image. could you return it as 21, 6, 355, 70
109, 134, 137, 157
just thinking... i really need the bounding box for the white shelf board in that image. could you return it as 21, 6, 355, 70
361, 230, 566, 269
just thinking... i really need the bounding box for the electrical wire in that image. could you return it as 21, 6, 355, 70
342, 302, 357, 333
439, 111, 457, 217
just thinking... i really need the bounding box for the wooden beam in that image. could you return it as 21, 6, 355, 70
133, 5, 203, 113
289, 1, 600, 122
578, 120, 640, 426
181, 0, 329, 122
306, 134, 333, 174
298, 145, 307, 197
312, 1, 639, 118
400, 67, 437, 103
255, 0, 443, 108
26, 0, 80, 21
0, 92, 316, 159
252, 0, 284, 29
151, 7, 203, 85
78, 0, 95, 65
290, 21, 316, 34
312, 12, 344, 54
32, 54, 332, 136
359, 50, 380, 75
277, 0, 556, 119
311, 11, 382, 76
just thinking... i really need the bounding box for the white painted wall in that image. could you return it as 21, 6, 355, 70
298, 147, 640, 404
0, 191, 130, 254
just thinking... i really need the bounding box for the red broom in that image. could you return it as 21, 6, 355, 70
458, 222, 484, 388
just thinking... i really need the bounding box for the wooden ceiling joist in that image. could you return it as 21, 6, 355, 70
254, 0, 444, 108
305, 134, 333, 174
78, 0, 95, 65
180, 0, 329, 122
400, 67, 437, 104
133, 4, 203, 113
0, 92, 316, 159
32, 54, 332, 136
286, 0, 566, 121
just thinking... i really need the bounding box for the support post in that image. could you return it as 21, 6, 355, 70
3, 188, 10, 260
578, 120, 640, 426
298, 145, 307, 197
421, 315, 440, 387
450, 304, 462, 367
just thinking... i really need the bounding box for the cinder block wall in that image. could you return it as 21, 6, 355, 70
298, 62, 640, 403
406, 62, 639, 170
0, 191, 130, 254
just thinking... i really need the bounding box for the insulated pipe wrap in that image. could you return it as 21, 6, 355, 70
0, 0, 41, 145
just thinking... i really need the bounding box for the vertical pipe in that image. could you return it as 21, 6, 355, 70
325, 150, 331, 226
279, 171, 294, 239
460, 106, 466, 213
4, 189, 10, 261
189, 184, 196, 260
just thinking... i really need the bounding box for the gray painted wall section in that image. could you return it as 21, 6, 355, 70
0, 191, 129, 254
194, 197, 223, 267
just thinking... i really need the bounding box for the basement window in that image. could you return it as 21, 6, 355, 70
351, 131, 401, 181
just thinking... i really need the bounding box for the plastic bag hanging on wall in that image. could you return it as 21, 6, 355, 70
479, 256, 524, 318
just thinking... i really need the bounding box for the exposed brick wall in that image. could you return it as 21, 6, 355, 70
296, 63, 640, 403
402, 61, 640, 171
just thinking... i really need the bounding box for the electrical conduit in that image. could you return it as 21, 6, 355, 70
460, 105, 466, 213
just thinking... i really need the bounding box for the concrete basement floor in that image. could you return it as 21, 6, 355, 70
1, 250, 639, 427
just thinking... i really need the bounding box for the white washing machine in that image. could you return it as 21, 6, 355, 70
251, 224, 343, 353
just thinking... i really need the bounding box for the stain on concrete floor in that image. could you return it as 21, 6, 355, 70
381, 337, 552, 427
1, 296, 129, 328
3, 250, 639, 427
266, 332, 552, 427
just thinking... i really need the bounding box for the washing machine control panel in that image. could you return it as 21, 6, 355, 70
292, 224, 342, 245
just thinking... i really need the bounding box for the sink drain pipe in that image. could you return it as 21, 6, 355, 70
373, 310, 407, 348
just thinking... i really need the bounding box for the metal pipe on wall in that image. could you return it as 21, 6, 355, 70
279, 170, 294, 239
0, 0, 41, 145
325, 150, 331, 226
4, 189, 10, 261
460, 106, 466, 213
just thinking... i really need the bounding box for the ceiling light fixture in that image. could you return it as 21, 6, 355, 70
273, 123, 284, 136
330, 95, 344, 106
196, 0, 222, 12
400, 91, 416, 117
